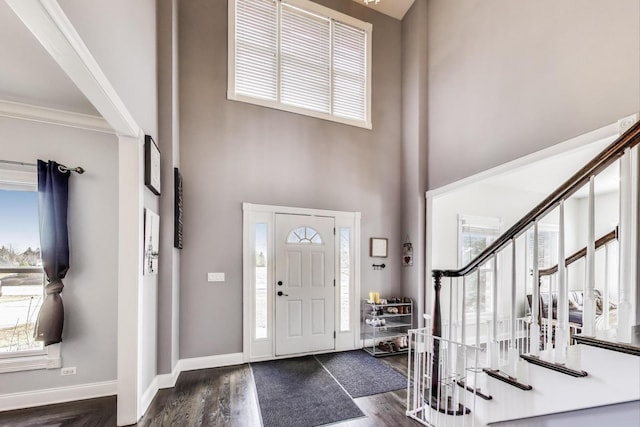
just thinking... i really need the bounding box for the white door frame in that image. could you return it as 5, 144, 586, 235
242, 203, 361, 362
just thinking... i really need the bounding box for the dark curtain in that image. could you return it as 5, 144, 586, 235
34, 160, 70, 346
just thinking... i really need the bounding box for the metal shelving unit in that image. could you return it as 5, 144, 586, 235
362, 299, 413, 357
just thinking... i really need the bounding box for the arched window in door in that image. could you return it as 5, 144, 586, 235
287, 226, 323, 244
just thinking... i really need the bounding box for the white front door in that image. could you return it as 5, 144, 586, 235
275, 214, 335, 356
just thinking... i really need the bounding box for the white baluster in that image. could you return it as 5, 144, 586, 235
476, 269, 481, 351
618, 148, 633, 343
489, 254, 499, 368
530, 221, 541, 356
556, 200, 568, 364
508, 237, 519, 375
461, 275, 466, 345
603, 243, 610, 331
584, 175, 596, 336
546, 276, 554, 355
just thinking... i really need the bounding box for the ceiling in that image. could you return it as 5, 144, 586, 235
351, 0, 415, 20
0, 1, 97, 115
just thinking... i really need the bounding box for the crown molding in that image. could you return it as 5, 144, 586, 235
0, 99, 113, 134
6, 0, 140, 137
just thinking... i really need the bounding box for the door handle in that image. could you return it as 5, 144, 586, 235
277, 291, 289, 297
277, 281, 283, 286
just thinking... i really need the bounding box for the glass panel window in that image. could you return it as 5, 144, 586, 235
286, 226, 322, 244
339, 227, 350, 331
0, 189, 44, 355
458, 215, 501, 314
255, 223, 268, 339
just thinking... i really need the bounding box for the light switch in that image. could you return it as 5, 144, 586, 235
207, 272, 225, 282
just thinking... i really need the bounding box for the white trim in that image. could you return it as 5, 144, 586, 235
139, 376, 159, 418
117, 135, 145, 426
242, 203, 361, 362
0, 100, 113, 134
6, 0, 140, 137
176, 353, 245, 373
0, 380, 116, 412
0, 343, 61, 374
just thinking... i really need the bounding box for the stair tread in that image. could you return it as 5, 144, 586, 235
573, 335, 640, 356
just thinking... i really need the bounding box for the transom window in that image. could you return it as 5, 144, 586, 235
228, 0, 372, 129
287, 226, 323, 244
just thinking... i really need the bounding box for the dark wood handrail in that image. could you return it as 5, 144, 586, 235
433, 119, 640, 279
539, 227, 618, 276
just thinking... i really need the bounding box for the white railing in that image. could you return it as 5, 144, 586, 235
407, 328, 481, 427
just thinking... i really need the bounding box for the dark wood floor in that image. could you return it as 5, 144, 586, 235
0, 353, 422, 427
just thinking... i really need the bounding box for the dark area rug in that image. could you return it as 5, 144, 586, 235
315, 350, 408, 398
251, 356, 364, 427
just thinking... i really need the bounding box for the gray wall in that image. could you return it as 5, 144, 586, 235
427, 0, 640, 189
0, 117, 118, 394
401, 0, 429, 325
178, 0, 403, 358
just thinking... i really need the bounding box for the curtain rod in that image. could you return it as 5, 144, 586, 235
0, 160, 85, 174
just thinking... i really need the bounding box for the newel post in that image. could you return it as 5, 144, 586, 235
431, 270, 443, 396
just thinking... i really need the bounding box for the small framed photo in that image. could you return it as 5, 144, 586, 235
370, 237, 388, 258
145, 135, 161, 195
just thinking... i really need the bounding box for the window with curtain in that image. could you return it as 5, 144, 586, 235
0, 167, 45, 356
229, 0, 372, 129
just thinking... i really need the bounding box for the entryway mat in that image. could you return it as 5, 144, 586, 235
315, 350, 407, 398
251, 356, 364, 427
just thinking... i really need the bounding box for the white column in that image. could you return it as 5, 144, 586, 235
530, 222, 541, 356
583, 176, 596, 336
618, 148, 633, 342
117, 135, 144, 425
556, 201, 568, 364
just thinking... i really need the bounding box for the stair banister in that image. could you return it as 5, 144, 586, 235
432, 120, 640, 281
538, 228, 618, 276
429, 120, 640, 382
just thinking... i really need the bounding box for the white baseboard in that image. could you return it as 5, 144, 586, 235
176, 352, 244, 373
0, 380, 117, 412
0, 353, 244, 415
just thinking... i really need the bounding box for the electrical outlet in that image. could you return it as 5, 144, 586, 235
61, 367, 76, 376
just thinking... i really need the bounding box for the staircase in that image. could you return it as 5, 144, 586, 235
407, 117, 640, 426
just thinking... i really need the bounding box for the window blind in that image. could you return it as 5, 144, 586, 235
333, 22, 366, 121
230, 0, 371, 128
235, 0, 278, 101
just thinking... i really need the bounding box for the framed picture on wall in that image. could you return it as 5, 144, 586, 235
370, 237, 388, 258
174, 168, 183, 249
144, 135, 161, 195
